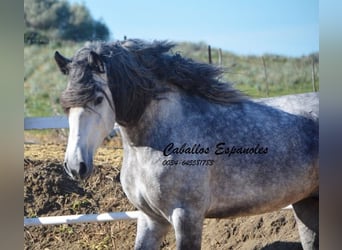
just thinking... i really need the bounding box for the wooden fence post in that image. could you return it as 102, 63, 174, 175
218, 48, 222, 66
208, 45, 212, 64
311, 56, 317, 92
262, 56, 269, 97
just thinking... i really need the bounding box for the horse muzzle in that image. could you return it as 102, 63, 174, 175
63, 160, 92, 180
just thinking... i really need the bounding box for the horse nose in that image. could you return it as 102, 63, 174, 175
63, 161, 88, 180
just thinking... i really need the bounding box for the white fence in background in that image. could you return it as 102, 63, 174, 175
24, 116, 292, 227
24, 116, 69, 130
24, 211, 140, 226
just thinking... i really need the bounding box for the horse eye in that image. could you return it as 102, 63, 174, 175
94, 96, 104, 106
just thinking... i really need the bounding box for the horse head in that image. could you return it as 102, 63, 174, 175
54, 50, 115, 180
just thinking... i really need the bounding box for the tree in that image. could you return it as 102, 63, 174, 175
24, 0, 69, 30
24, 0, 110, 43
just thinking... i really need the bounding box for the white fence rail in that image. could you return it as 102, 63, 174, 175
24, 211, 140, 226
24, 116, 292, 227
24, 116, 69, 130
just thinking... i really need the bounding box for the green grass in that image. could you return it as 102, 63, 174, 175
24, 41, 319, 117
24, 42, 80, 117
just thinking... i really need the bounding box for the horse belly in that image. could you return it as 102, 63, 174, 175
205, 161, 318, 218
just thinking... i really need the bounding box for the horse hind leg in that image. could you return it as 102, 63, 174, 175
134, 212, 170, 250
292, 196, 319, 250
171, 207, 204, 250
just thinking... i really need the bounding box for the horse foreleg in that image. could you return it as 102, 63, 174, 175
292, 196, 319, 250
134, 212, 170, 250
171, 207, 204, 250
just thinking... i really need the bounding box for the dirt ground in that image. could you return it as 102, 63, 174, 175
24, 132, 302, 250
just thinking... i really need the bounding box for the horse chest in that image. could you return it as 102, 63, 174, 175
120, 149, 166, 210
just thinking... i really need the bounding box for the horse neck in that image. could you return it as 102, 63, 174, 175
118, 90, 183, 148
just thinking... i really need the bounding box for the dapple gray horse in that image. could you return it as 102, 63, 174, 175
256, 92, 318, 120
54, 39, 319, 250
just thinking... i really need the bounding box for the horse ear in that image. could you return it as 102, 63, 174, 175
54, 51, 71, 75
88, 51, 105, 73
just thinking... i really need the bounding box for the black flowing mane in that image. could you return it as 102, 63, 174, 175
60, 39, 245, 126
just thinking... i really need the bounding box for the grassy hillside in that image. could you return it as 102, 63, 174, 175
24, 41, 319, 117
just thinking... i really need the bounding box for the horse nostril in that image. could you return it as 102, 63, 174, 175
64, 162, 72, 177
70, 169, 79, 179
63, 162, 68, 172
79, 162, 87, 178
